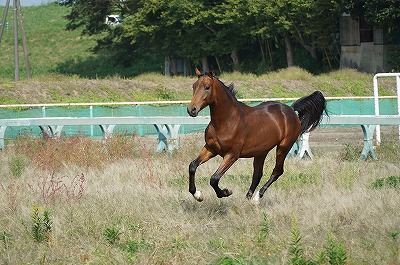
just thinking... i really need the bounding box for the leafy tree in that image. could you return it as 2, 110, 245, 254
64, 0, 342, 74
249, 0, 340, 69
342, 0, 400, 34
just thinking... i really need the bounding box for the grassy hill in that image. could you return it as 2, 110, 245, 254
0, 67, 397, 105
0, 4, 397, 104
0, 4, 97, 79
0, 3, 162, 80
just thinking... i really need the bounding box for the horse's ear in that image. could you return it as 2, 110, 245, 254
195, 68, 202, 77
207, 67, 214, 78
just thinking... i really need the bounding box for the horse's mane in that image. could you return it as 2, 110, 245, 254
202, 71, 237, 98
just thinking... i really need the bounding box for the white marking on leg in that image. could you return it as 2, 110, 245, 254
193, 190, 204, 202
252, 190, 260, 204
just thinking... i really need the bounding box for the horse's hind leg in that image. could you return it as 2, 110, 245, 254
254, 144, 292, 201
246, 154, 267, 200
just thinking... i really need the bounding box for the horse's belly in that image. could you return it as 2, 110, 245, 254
239, 139, 279, 158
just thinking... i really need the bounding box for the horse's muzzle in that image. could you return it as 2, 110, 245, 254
187, 107, 198, 117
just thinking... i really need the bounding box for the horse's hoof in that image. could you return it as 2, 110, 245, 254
245, 191, 253, 200
193, 190, 204, 202
222, 188, 233, 197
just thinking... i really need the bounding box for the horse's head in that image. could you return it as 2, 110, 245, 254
187, 68, 216, 117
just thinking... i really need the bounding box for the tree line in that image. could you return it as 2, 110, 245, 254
64, 0, 399, 75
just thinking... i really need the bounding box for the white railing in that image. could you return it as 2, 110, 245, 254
2, 114, 400, 160
0, 95, 397, 109
373, 73, 400, 143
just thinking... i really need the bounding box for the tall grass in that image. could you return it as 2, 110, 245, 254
0, 132, 399, 264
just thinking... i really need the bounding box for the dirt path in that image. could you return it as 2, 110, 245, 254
310, 126, 398, 148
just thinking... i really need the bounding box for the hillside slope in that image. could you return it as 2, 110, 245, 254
0, 68, 397, 105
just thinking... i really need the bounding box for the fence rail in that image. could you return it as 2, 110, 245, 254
1, 114, 400, 159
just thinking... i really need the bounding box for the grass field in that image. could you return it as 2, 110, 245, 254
0, 131, 399, 264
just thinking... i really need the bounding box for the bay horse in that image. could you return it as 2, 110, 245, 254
187, 68, 327, 202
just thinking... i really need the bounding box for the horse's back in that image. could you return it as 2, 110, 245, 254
234, 101, 300, 157
252, 101, 298, 123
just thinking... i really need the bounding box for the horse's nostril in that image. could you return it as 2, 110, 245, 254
187, 107, 197, 117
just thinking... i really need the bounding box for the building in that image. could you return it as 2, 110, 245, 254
340, 14, 398, 73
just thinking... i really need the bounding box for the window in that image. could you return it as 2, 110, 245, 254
360, 16, 373, 42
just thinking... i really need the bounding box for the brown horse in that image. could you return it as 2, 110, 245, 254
187, 68, 327, 202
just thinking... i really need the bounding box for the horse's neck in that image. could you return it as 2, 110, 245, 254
209, 84, 241, 127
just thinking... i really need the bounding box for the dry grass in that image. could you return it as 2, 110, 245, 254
2, 67, 394, 104
0, 132, 399, 264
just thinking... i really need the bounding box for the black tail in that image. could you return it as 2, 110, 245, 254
291, 91, 327, 135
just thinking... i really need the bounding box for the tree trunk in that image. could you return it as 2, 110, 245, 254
284, 34, 294, 67
231, 49, 240, 71
201, 56, 208, 72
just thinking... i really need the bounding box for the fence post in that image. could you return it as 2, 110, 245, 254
136, 105, 144, 136
90, 105, 93, 137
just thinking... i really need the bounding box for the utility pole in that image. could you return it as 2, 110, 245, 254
0, 0, 31, 81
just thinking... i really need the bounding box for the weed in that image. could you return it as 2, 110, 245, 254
388, 230, 400, 263
0, 231, 12, 249
103, 226, 121, 245
372, 176, 400, 189
8, 154, 26, 178
341, 144, 362, 161
0, 180, 23, 211
30, 204, 52, 243
119, 240, 139, 262
119, 240, 138, 253
13, 134, 142, 171
288, 216, 348, 265
289, 215, 309, 265
260, 212, 270, 238
325, 233, 347, 265
214, 257, 235, 265
28, 173, 85, 204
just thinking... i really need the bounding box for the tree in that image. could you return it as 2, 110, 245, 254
249, 0, 341, 69
64, 0, 342, 74
342, 0, 400, 34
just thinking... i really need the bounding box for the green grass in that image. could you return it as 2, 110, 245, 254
0, 4, 163, 80
0, 4, 98, 79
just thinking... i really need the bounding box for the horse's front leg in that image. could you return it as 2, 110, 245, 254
210, 153, 237, 198
189, 146, 216, 202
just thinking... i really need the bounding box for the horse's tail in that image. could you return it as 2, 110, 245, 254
291, 91, 327, 135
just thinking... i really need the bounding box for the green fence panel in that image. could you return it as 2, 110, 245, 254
1, 98, 398, 140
